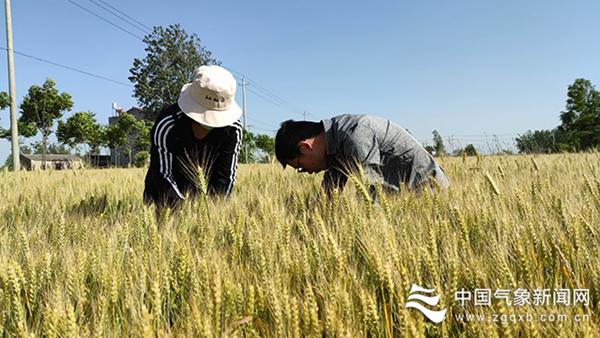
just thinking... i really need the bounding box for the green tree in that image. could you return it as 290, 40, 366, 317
105, 124, 127, 166
134, 119, 153, 152
119, 113, 141, 166
464, 144, 478, 156
134, 151, 150, 168
129, 24, 220, 119
432, 130, 446, 156
424, 145, 435, 154
239, 130, 256, 163
0, 120, 37, 140
0, 91, 8, 109
0, 91, 11, 138
19, 79, 73, 169
88, 125, 107, 156
255, 134, 275, 162
57, 111, 102, 162
2, 144, 32, 170
516, 129, 558, 154
31, 141, 71, 155
106, 113, 142, 166
455, 144, 478, 156
20, 144, 32, 155
558, 78, 600, 150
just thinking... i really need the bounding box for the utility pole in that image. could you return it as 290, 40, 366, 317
303, 111, 307, 121
4, 0, 19, 171
241, 76, 248, 163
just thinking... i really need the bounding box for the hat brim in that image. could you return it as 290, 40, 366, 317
177, 83, 243, 128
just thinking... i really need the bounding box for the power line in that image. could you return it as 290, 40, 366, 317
65, 0, 144, 41
248, 125, 276, 133
248, 80, 305, 116
246, 79, 305, 115
446, 136, 517, 140
248, 117, 278, 129
236, 76, 295, 113
422, 137, 517, 143
0, 47, 133, 88
86, 0, 151, 35
15, 1, 304, 111
245, 86, 305, 116
422, 134, 518, 140
450, 133, 518, 137
95, 0, 153, 31
228, 68, 306, 117
60, 1, 310, 125
231, 73, 293, 132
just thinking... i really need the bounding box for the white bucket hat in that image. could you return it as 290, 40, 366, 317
177, 65, 242, 128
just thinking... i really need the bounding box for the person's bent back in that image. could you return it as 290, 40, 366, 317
274, 114, 449, 196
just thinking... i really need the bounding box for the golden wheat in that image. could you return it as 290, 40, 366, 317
0, 153, 598, 336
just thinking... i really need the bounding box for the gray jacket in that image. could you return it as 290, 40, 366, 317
321, 114, 449, 194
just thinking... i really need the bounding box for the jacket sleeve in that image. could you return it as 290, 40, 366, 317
207, 122, 243, 196
146, 111, 185, 205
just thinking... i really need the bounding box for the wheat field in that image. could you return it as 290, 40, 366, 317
0, 153, 599, 337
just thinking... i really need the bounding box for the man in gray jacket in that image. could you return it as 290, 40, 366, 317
275, 114, 449, 196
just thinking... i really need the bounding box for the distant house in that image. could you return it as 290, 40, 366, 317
20, 154, 83, 171
109, 106, 148, 166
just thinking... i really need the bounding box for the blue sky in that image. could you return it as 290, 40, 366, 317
1, 0, 599, 161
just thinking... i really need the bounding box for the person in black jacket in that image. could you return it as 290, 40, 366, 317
143, 65, 243, 211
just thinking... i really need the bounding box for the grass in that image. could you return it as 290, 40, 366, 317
0, 153, 599, 337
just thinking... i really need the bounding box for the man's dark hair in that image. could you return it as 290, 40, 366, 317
275, 120, 323, 168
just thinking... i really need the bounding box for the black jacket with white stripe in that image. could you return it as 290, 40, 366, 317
143, 103, 242, 209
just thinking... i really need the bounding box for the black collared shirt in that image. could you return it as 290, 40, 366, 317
143, 103, 242, 209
